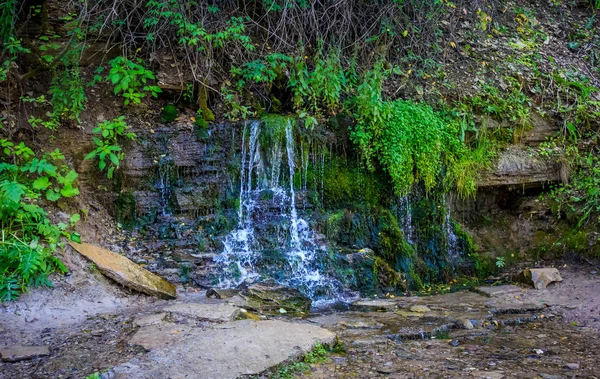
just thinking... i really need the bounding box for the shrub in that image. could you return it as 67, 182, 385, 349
84, 116, 136, 179
106, 56, 162, 106
0, 140, 79, 301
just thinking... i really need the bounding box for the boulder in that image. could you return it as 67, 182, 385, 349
0, 346, 50, 362
109, 320, 336, 379
519, 268, 563, 290
69, 242, 177, 299
240, 283, 311, 315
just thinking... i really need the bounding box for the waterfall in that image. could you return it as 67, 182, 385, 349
399, 196, 414, 245
214, 119, 341, 300
444, 193, 460, 260
156, 154, 172, 217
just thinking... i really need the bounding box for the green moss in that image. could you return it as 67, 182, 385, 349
197, 84, 215, 122
160, 104, 178, 123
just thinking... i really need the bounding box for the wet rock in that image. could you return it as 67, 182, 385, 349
410, 305, 431, 313
564, 363, 579, 370
351, 337, 390, 347
351, 299, 398, 312
0, 346, 50, 362
449, 339, 460, 347
240, 283, 311, 314
162, 302, 240, 322
69, 242, 177, 299
206, 288, 240, 299
475, 285, 522, 297
109, 320, 335, 379
519, 268, 563, 290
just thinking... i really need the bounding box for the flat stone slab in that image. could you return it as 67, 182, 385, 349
133, 313, 167, 327
0, 346, 50, 362
70, 242, 176, 299
162, 302, 240, 322
475, 285, 523, 297
107, 320, 336, 379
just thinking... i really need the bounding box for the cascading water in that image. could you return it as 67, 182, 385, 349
156, 154, 172, 217
444, 193, 461, 260
214, 119, 341, 300
398, 196, 415, 245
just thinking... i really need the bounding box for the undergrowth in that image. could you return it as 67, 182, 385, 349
0, 141, 79, 301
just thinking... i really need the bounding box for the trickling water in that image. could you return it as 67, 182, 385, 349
156, 154, 172, 216
444, 193, 461, 260
214, 119, 341, 300
399, 196, 415, 245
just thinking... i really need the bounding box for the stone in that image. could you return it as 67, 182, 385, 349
206, 288, 240, 299
519, 268, 563, 289
456, 318, 474, 330
396, 310, 424, 317
70, 242, 177, 299
564, 363, 580, 370
133, 313, 167, 327
475, 285, 522, 297
351, 299, 398, 311
108, 320, 335, 379
410, 305, 431, 313
470, 371, 504, 379
0, 346, 50, 362
478, 147, 559, 188
241, 283, 311, 314
351, 338, 390, 347
162, 302, 240, 322
489, 301, 545, 314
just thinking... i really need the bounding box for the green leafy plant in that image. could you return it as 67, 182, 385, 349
495, 256, 506, 268
0, 141, 79, 301
50, 65, 87, 124
106, 56, 162, 106
84, 116, 136, 179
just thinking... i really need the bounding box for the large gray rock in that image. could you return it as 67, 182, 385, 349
106, 320, 336, 379
478, 147, 559, 188
0, 346, 50, 362
69, 242, 177, 299
520, 268, 563, 289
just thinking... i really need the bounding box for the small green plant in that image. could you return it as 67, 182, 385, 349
50, 65, 87, 124
84, 373, 101, 379
84, 116, 136, 179
0, 141, 79, 301
106, 56, 162, 106
495, 256, 506, 268
303, 342, 329, 364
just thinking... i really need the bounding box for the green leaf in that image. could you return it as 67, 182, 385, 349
32, 176, 50, 190
46, 190, 60, 201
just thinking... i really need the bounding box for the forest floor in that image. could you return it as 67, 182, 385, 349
0, 258, 599, 379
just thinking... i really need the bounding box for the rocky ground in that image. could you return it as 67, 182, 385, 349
1, 262, 599, 379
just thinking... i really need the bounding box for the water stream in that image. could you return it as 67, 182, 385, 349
214, 120, 341, 300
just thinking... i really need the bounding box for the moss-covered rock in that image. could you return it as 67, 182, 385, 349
160, 104, 178, 123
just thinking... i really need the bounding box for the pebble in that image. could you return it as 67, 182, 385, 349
564, 363, 580, 370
